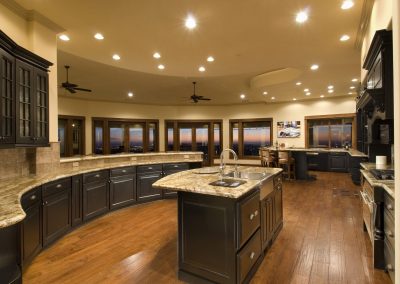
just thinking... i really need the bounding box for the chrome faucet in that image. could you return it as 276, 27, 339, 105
219, 148, 238, 178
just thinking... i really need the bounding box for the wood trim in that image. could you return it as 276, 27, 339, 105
304, 113, 356, 120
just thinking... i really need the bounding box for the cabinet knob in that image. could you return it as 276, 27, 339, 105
386, 264, 394, 272
30, 195, 36, 200
254, 210, 258, 216
250, 252, 255, 260
386, 204, 394, 211
122, 170, 127, 173
56, 184, 62, 188
387, 230, 394, 238
174, 165, 178, 168
95, 174, 100, 178
148, 167, 153, 170
249, 213, 255, 220
44, 201, 48, 205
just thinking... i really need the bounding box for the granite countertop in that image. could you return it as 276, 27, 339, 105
360, 162, 393, 171
0, 156, 203, 229
266, 147, 367, 157
360, 169, 395, 198
153, 166, 282, 199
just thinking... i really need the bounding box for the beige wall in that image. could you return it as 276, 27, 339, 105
59, 96, 356, 159
0, 3, 58, 142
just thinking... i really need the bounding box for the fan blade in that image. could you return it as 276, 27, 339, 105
73, 87, 92, 92
62, 82, 78, 88
65, 87, 76, 94
198, 97, 211, 101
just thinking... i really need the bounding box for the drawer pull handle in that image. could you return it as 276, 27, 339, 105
56, 184, 62, 188
250, 252, 255, 260
122, 170, 127, 173
174, 165, 178, 168
254, 210, 258, 216
386, 264, 394, 272
249, 213, 255, 220
95, 174, 100, 178
30, 195, 36, 200
148, 167, 153, 170
386, 204, 394, 210
387, 230, 394, 238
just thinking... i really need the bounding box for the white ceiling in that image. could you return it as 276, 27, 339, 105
16, 0, 363, 105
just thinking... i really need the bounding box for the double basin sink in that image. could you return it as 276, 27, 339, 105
208, 170, 272, 188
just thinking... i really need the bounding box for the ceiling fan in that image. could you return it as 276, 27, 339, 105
61, 65, 92, 94
190, 81, 211, 103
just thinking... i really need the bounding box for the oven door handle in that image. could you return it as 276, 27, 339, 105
360, 191, 369, 204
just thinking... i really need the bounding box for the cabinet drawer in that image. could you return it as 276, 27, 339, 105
137, 164, 162, 173
21, 187, 42, 210
238, 191, 260, 248
237, 229, 261, 284
83, 170, 109, 184
163, 163, 189, 171
110, 166, 136, 177
273, 174, 282, 187
384, 208, 395, 248
42, 178, 71, 197
384, 238, 395, 282
384, 193, 394, 219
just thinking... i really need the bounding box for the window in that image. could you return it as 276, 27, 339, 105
165, 120, 223, 166
306, 114, 355, 148
58, 115, 85, 157
92, 118, 158, 154
229, 119, 273, 158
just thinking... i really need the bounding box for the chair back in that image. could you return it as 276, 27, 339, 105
278, 151, 289, 160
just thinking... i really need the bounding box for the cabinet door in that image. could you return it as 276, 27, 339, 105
0, 49, 15, 145
261, 196, 275, 250
274, 185, 283, 230
15, 60, 34, 144
110, 175, 136, 210
329, 155, 347, 172
83, 181, 110, 221
162, 170, 181, 197
33, 69, 49, 145
71, 175, 83, 227
20, 202, 42, 267
42, 189, 71, 246
137, 172, 163, 202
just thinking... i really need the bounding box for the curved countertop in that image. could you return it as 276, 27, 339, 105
0, 152, 203, 229
266, 147, 368, 157
153, 166, 282, 199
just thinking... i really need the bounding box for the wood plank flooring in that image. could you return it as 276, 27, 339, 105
24, 172, 391, 284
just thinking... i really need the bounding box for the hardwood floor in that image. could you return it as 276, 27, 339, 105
24, 172, 391, 284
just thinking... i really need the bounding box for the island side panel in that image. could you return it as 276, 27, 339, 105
178, 191, 237, 284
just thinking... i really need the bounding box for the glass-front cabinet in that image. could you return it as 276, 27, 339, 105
0, 49, 15, 145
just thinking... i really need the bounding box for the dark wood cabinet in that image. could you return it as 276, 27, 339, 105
20, 187, 42, 268
71, 175, 83, 227
82, 171, 110, 221
261, 194, 274, 250
0, 48, 15, 145
110, 172, 136, 210
274, 184, 283, 227
329, 152, 348, 172
163, 163, 190, 198
137, 165, 163, 202
42, 187, 71, 247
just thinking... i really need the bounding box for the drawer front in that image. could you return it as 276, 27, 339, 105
110, 166, 136, 177
238, 191, 260, 248
137, 164, 163, 174
163, 163, 189, 171
42, 177, 71, 197
384, 208, 395, 248
384, 239, 395, 282
21, 187, 42, 210
363, 180, 373, 198
384, 193, 394, 219
237, 229, 261, 284
83, 170, 109, 184
273, 174, 282, 187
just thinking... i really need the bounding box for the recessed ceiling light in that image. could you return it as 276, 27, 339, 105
341, 0, 354, 10
350, 86, 356, 89
328, 85, 334, 89
296, 82, 302, 86
293, 98, 297, 101
271, 97, 275, 100
128, 92, 133, 97
310, 64, 319, 70
112, 54, 121, 61
198, 66, 206, 72
352, 78, 358, 82
348, 92, 354, 95
304, 88, 309, 92
340, 35, 350, 42
328, 89, 334, 93
153, 52, 161, 59
306, 92, 311, 96
240, 94, 246, 99
59, 34, 70, 41
158, 64, 165, 70
320, 95, 325, 98
185, 15, 197, 29
94, 33, 104, 40
263, 91, 268, 95
207, 56, 214, 62
295, 10, 308, 24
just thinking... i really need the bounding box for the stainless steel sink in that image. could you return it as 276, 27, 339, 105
209, 179, 247, 188
225, 171, 271, 180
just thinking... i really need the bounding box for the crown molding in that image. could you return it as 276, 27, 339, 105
355, 0, 375, 50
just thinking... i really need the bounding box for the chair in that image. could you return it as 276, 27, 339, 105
278, 150, 296, 180
260, 148, 276, 167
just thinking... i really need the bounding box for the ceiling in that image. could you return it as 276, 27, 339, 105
16, 0, 363, 105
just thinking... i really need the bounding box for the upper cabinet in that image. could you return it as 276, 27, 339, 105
0, 30, 52, 148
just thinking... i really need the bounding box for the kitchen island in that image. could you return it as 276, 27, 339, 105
153, 166, 283, 284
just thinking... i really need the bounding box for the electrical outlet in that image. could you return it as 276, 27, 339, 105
131, 157, 137, 161
72, 162, 79, 167
184, 155, 189, 159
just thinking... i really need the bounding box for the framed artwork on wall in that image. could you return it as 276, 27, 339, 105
277, 121, 301, 138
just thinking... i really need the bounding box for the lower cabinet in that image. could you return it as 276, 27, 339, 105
383, 192, 395, 283
110, 175, 136, 210
329, 152, 348, 172
163, 163, 190, 198
71, 175, 83, 227
137, 165, 163, 202
82, 171, 110, 221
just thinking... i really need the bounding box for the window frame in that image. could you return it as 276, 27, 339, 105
229, 118, 273, 159
92, 117, 159, 155
58, 115, 86, 157
305, 113, 356, 149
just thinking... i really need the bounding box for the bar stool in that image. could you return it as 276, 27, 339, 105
278, 151, 296, 180
260, 148, 276, 167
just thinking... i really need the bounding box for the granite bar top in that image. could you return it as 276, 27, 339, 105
0, 154, 203, 229
360, 162, 394, 171
266, 147, 368, 157
153, 166, 282, 199
360, 169, 395, 199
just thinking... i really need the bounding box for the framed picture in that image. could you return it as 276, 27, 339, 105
277, 121, 301, 138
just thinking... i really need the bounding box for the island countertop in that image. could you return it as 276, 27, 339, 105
153, 166, 282, 199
